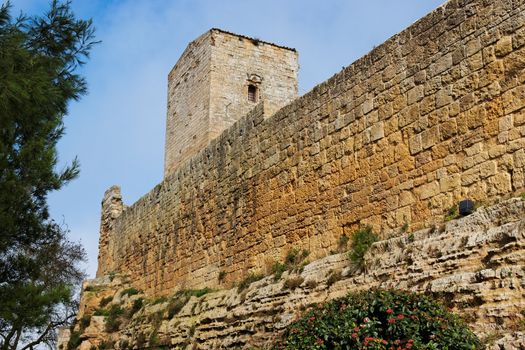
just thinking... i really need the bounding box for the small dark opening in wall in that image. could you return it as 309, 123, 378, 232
248, 84, 258, 102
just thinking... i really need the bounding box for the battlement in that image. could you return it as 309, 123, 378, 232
164, 28, 299, 177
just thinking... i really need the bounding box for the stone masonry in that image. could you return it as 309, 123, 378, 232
98, 0, 525, 297
164, 29, 299, 177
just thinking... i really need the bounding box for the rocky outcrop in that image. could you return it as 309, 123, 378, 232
63, 197, 525, 350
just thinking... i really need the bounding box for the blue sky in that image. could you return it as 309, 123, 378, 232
12, 0, 444, 278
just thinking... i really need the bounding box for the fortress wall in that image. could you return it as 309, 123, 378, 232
98, 0, 525, 295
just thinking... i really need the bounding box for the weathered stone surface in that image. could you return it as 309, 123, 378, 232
69, 198, 525, 349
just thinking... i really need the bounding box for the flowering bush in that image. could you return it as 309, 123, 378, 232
274, 289, 482, 349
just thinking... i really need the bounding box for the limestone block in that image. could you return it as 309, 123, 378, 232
495, 36, 513, 57
417, 181, 439, 200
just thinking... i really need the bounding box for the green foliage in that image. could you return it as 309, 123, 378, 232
128, 298, 144, 318
104, 305, 124, 333
348, 226, 378, 270
99, 296, 113, 308
445, 205, 460, 221
520, 192, 525, 199
79, 315, 91, 332
67, 331, 82, 350
271, 261, 288, 281
274, 289, 482, 349
237, 273, 264, 292
121, 287, 141, 297
271, 248, 310, 282
0, 1, 98, 348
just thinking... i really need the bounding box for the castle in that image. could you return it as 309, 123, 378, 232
60, 0, 525, 348
97, 0, 525, 296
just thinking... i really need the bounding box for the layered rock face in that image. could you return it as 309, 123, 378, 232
64, 197, 525, 350
97, 0, 525, 295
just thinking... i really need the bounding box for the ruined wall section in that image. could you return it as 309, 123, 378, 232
164, 32, 212, 177
99, 0, 525, 296
208, 30, 299, 140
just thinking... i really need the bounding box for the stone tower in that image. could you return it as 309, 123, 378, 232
164, 28, 299, 177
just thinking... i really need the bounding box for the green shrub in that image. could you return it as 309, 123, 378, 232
445, 205, 460, 221
67, 331, 82, 350
271, 248, 310, 282
78, 315, 91, 332
99, 296, 112, 308
271, 261, 288, 281
103, 305, 124, 333
348, 226, 378, 270
121, 287, 141, 297
285, 248, 309, 266
274, 289, 482, 349
128, 298, 143, 317
237, 273, 264, 292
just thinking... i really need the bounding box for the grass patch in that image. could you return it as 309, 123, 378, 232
445, 205, 460, 221
348, 226, 378, 270
271, 261, 288, 281
271, 248, 310, 281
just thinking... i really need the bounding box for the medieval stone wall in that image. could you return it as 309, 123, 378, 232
98, 0, 525, 296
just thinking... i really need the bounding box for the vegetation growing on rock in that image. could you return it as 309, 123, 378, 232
274, 289, 482, 350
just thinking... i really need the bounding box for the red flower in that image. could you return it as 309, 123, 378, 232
351, 333, 358, 338
388, 318, 396, 324
386, 308, 394, 314
397, 314, 405, 320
